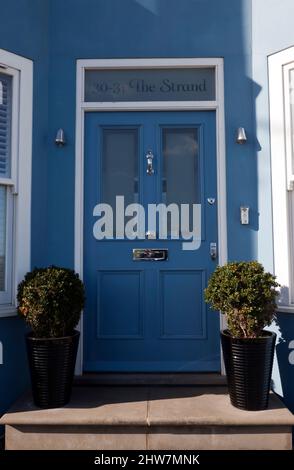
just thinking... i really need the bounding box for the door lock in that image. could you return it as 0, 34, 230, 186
210, 242, 217, 260
207, 198, 216, 205
146, 230, 156, 240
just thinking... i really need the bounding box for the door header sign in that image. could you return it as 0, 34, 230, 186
85, 68, 215, 102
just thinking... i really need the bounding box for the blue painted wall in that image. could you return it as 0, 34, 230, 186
0, 0, 49, 418
0, 318, 28, 417
252, 0, 294, 412
0, 0, 293, 417
47, 0, 256, 266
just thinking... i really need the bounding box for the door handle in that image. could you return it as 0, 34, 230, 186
210, 242, 217, 260
146, 150, 154, 175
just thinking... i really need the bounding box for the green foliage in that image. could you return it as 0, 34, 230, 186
204, 261, 279, 338
17, 266, 85, 338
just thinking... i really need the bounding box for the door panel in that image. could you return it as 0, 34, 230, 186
96, 270, 144, 339
84, 111, 219, 371
159, 270, 205, 338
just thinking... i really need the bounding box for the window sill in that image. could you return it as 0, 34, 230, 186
0, 305, 17, 318
277, 305, 294, 314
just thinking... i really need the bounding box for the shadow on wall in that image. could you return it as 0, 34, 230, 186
275, 313, 294, 413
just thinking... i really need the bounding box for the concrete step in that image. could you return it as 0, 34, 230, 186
75, 372, 227, 386
1, 386, 294, 450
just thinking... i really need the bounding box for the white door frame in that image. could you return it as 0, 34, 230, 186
74, 58, 227, 375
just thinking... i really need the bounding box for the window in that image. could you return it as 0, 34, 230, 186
269, 46, 294, 312
0, 70, 16, 304
0, 50, 33, 316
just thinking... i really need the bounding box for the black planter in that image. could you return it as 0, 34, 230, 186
26, 330, 80, 408
221, 329, 276, 411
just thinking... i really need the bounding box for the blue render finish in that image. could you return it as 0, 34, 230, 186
0, 0, 293, 418
0, 0, 48, 417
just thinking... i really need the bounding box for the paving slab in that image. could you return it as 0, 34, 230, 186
147, 386, 294, 426
0, 386, 149, 426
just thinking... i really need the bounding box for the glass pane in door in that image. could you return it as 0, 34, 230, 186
162, 127, 200, 236
102, 128, 138, 208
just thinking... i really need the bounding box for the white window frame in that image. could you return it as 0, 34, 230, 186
75, 58, 227, 374
0, 49, 33, 317
0, 184, 14, 305
269, 46, 294, 313
0, 66, 19, 305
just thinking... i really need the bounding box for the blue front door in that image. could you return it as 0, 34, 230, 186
84, 111, 220, 371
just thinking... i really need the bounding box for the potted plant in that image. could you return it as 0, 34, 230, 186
205, 261, 279, 411
17, 266, 85, 408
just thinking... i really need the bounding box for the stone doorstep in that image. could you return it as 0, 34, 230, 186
74, 372, 227, 386
4, 424, 293, 450
1, 386, 294, 427
1, 386, 294, 450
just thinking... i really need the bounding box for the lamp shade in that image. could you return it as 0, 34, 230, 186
55, 128, 66, 146
236, 127, 247, 144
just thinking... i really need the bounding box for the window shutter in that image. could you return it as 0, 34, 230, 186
0, 73, 12, 178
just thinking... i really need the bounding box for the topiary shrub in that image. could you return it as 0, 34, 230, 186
17, 266, 85, 338
204, 261, 279, 338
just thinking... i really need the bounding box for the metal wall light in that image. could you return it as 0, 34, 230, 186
55, 128, 66, 146
236, 127, 247, 144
